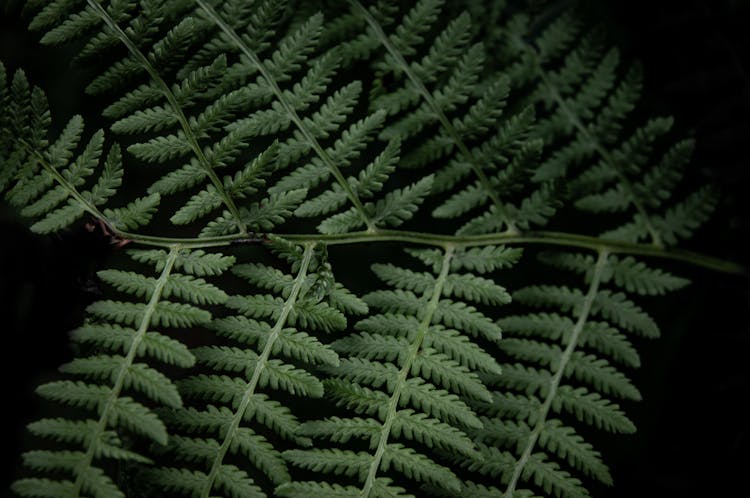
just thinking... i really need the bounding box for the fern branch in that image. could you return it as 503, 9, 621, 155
109, 222, 750, 273
194, 0, 377, 232
360, 245, 454, 497
503, 249, 609, 497
102, 228, 743, 275
85, 0, 247, 235
71, 245, 180, 497
200, 243, 316, 497
350, 0, 515, 232
517, 37, 662, 246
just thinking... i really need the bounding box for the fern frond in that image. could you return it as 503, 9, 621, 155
40, 1, 254, 234
3, 2, 732, 497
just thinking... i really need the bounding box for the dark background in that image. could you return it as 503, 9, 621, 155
1, 0, 749, 496
581, 1, 750, 496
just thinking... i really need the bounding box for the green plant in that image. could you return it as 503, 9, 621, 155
1, 1, 743, 497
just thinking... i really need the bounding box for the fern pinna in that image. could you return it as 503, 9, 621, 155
471, 6, 718, 248
1, 1, 745, 498
280, 245, 514, 497
148, 240, 367, 497
0, 64, 158, 236
333, 0, 557, 237
451, 250, 681, 497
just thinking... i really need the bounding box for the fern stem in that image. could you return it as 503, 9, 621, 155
106, 228, 743, 275
503, 249, 609, 497
349, 0, 516, 232
71, 246, 180, 497
200, 243, 316, 497
360, 245, 454, 497
283, 230, 742, 274
86, 0, 248, 235
194, 0, 378, 232
519, 40, 664, 246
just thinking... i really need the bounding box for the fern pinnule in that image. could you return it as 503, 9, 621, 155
294, 137, 399, 219
0, 63, 47, 191
149, 242, 366, 498
537, 252, 690, 297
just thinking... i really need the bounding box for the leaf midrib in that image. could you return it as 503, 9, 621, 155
71, 246, 180, 497
200, 243, 316, 498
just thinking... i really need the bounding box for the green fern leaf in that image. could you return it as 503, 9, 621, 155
554, 386, 636, 434
538, 420, 612, 485
283, 448, 372, 477
3, 3, 735, 497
